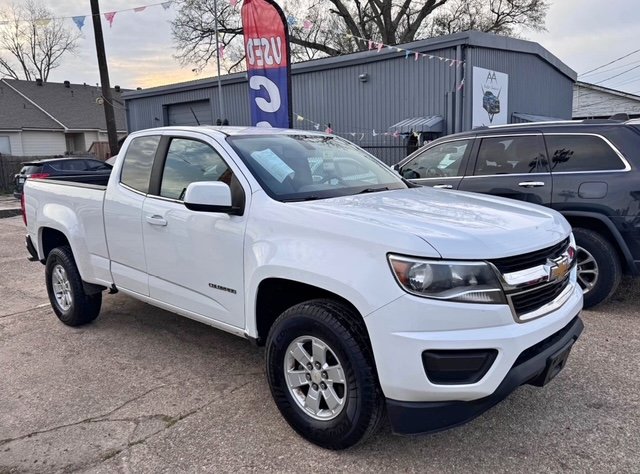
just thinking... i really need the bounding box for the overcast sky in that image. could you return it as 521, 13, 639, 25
0, 0, 639, 94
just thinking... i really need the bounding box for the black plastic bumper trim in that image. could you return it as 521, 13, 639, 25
386, 315, 584, 436
25, 235, 39, 261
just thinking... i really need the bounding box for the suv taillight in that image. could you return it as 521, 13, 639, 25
21, 190, 26, 226
29, 173, 50, 179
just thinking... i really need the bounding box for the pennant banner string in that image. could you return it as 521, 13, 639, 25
0, 1, 174, 26
0, 0, 464, 66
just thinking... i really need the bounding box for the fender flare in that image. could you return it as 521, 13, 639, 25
561, 211, 637, 275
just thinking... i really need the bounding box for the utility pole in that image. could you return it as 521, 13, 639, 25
213, 0, 225, 123
90, 0, 119, 157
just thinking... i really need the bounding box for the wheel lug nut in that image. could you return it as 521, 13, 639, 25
307, 363, 313, 370
315, 362, 321, 369
305, 373, 311, 381
320, 382, 327, 390
321, 371, 328, 379
312, 383, 319, 391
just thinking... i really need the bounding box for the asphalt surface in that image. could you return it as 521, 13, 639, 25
0, 214, 639, 473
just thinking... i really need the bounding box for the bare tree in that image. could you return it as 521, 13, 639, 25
171, 0, 549, 73
0, 0, 80, 82
429, 0, 548, 37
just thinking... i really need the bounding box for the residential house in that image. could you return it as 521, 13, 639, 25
0, 78, 127, 157
573, 81, 640, 119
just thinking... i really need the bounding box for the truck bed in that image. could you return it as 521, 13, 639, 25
24, 178, 111, 287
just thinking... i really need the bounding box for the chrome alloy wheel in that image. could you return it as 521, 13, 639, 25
284, 335, 347, 421
576, 245, 599, 294
52, 264, 73, 311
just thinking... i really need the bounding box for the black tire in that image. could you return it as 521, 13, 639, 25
45, 246, 102, 326
265, 299, 384, 450
573, 228, 621, 308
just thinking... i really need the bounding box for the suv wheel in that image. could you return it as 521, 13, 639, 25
265, 299, 384, 450
573, 228, 621, 308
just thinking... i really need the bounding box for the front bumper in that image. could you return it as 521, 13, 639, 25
365, 280, 583, 402
386, 316, 583, 435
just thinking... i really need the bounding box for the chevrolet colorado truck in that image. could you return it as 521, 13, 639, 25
22, 126, 583, 449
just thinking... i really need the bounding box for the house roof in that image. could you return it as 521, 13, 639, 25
0, 78, 127, 132
0, 81, 61, 130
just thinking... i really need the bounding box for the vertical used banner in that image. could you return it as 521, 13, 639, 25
241, 0, 292, 128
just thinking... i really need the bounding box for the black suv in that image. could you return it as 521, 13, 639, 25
395, 119, 640, 308
13, 158, 112, 199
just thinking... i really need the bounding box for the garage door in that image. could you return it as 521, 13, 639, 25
166, 100, 213, 126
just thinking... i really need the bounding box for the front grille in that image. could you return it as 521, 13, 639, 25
491, 238, 570, 274
508, 276, 570, 318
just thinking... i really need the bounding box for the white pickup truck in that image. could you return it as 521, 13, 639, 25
22, 126, 583, 449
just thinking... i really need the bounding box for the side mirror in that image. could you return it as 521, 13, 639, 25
184, 181, 241, 215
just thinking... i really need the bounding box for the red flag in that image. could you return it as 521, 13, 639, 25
241, 0, 292, 128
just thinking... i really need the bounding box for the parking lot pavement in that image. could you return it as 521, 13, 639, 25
0, 215, 639, 473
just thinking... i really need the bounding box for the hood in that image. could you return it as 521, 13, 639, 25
295, 187, 570, 259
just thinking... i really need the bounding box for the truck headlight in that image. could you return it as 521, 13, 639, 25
388, 255, 506, 304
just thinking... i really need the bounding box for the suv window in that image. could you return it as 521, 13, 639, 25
400, 139, 471, 179
474, 135, 548, 176
545, 134, 626, 172
20, 165, 41, 175
120, 136, 161, 193
159, 138, 232, 200
51, 160, 86, 172
84, 160, 111, 171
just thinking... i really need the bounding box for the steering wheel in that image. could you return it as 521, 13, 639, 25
426, 167, 446, 178
319, 175, 347, 185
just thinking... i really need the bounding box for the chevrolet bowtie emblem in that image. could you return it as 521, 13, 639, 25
546, 254, 571, 282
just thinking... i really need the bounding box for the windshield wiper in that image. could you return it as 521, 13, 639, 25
282, 196, 323, 202
358, 186, 389, 194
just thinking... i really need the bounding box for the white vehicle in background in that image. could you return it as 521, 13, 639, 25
22, 126, 583, 449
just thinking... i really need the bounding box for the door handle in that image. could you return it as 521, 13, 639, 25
518, 181, 545, 188
145, 215, 167, 226
433, 184, 453, 189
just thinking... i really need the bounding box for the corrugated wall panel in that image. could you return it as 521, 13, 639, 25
464, 48, 574, 130
126, 43, 573, 164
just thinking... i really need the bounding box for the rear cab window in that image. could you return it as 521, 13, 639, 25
544, 134, 627, 172
120, 135, 161, 193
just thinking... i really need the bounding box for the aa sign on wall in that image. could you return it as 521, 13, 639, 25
472, 67, 509, 128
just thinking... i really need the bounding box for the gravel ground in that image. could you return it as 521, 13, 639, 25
0, 215, 638, 473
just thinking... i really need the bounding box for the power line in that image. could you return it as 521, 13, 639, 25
579, 48, 640, 76
594, 63, 640, 85
580, 58, 640, 79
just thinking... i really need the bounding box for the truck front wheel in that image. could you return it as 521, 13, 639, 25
265, 299, 384, 449
45, 246, 102, 326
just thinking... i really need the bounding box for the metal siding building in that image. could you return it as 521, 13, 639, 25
124, 31, 576, 164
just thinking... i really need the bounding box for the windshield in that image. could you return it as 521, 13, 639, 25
227, 134, 407, 201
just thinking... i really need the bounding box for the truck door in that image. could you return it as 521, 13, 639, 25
104, 135, 162, 296
458, 134, 552, 206
141, 133, 249, 329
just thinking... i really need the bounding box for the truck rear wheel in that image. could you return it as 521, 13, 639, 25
265, 299, 384, 450
45, 246, 102, 326
573, 228, 621, 308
